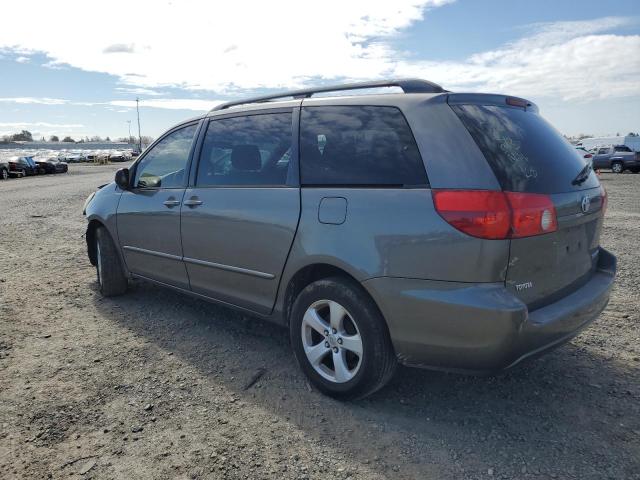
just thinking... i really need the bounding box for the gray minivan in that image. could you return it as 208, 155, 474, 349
84, 79, 616, 399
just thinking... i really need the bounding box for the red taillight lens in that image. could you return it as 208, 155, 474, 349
505, 192, 557, 238
433, 190, 557, 240
600, 185, 607, 214
432, 190, 511, 239
584, 153, 592, 158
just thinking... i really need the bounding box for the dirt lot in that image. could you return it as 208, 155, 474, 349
0, 165, 638, 480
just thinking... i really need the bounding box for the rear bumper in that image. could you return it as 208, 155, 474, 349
363, 248, 616, 373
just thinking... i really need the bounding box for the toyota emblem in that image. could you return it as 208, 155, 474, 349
581, 195, 591, 213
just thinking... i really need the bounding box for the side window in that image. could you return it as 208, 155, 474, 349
196, 113, 292, 186
134, 124, 197, 188
597, 148, 608, 154
300, 106, 427, 186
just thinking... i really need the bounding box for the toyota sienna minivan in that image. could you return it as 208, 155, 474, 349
83, 79, 616, 399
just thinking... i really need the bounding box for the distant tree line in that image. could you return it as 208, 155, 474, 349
1, 130, 154, 144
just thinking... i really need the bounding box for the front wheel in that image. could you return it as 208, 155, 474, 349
290, 276, 397, 400
95, 227, 128, 296
0, 168, 7, 180
611, 162, 624, 174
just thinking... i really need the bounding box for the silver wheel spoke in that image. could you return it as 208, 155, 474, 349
329, 301, 346, 331
301, 299, 362, 384
302, 308, 329, 335
305, 342, 329, 365
340, 334, 363, 356
333, 350, 350, 383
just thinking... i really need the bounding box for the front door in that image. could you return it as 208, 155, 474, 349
180, 111, 300, 314
117, 123, 198, 289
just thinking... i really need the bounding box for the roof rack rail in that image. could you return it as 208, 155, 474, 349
210, 78, 446, 112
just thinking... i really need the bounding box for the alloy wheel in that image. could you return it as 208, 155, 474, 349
301, 299, 363, 383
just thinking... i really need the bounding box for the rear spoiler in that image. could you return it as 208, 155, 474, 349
447, 93, 539, 113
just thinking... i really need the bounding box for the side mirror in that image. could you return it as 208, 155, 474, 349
115, 168, 130, 190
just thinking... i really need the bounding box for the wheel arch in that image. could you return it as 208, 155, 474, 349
85, 219, 105, 266
281, 262, 387, 331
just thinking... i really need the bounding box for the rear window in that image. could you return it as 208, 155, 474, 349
300, 106, 427, 186
451, 104, 599, 193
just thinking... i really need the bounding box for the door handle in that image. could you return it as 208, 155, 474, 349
163, 199, 181, 208
183, 197, 203, 207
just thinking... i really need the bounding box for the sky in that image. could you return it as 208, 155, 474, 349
0, 0, 638, 141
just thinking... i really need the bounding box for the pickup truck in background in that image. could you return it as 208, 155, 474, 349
592, 145, 640, 173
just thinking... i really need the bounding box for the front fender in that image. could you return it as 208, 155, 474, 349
84, 182, 126, 270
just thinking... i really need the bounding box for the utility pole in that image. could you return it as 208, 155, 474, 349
136, 98, 142, 152
127, 120, 132, 144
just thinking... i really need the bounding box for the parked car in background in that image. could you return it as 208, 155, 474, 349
108, 151, 129, 162
84, 79, 616, 400
0, 160, 9, 180
592, 145, 640, 173
7, 158, 26, 177
61, 152, 85, 163
25, 156, 42, 174
35, 157, 68, 174
8, 156, 38, 176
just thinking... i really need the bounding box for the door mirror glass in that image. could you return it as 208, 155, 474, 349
115, 168, 130, 190
137, 173, 161, 188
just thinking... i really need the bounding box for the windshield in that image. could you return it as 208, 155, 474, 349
451, 104, 599, 193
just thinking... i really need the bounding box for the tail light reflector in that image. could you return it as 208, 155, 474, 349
433, 190, 557, 240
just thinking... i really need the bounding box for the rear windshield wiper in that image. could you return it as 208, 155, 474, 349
572, 163, 592, 186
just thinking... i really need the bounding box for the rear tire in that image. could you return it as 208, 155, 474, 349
611, 161, 623, 174
290, 276, 397, 400
95, 227, 128, 297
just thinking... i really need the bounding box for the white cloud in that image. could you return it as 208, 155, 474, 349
103, 43, 136, 54
109, 99, 221, 111
0, 97, 221, 111
115, 87, 163, 96
0, 0, 452, 92
0, 121, 83, 128
0, 97, 68, 105
15, 56, 30, 63
394, 17, 640, 101
0, 4, 637, 103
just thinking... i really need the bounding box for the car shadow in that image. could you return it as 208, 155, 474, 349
93, 279, 639, 479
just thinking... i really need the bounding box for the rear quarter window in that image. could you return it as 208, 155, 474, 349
300, 106, 427, 186
451, 104, 599, 193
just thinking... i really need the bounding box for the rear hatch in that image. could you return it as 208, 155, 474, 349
449, 95, 605, 309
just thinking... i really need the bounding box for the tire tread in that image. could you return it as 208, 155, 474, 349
96, 227, 128, 297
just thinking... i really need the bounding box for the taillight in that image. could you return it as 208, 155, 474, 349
433, 190, 557, 240
432, 190, 511, 239
505, 192, 557, 238
584, 153, 592, 159
600, 185, 607, 214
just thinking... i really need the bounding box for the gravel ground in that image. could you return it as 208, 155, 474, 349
0, 165, 638, 480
